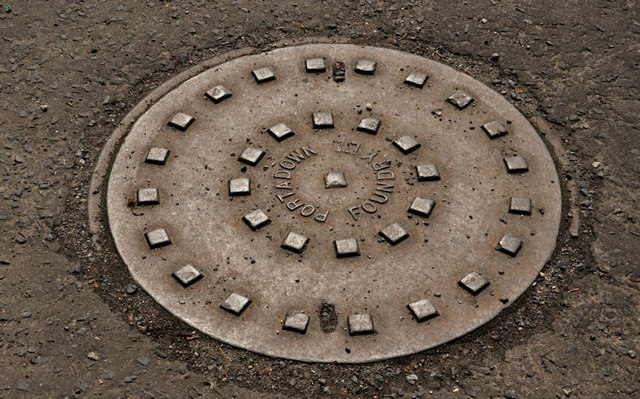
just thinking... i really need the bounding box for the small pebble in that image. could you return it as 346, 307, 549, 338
406, 373, 418, 384
16, 380, 29, 392
136, 356, 150, 366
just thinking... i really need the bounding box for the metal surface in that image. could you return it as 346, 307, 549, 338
106, 44, 561, 363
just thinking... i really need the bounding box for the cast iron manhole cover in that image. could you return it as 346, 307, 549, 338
105, 44, 561, 362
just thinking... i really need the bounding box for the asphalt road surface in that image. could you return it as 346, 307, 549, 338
0, 1, 638, 398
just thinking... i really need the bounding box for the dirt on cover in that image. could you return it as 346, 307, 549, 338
0, 1, 638, 398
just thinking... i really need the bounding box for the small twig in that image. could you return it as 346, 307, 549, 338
219, 347, 232, 362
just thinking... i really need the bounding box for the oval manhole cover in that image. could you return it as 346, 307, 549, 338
105, 44, 561, 363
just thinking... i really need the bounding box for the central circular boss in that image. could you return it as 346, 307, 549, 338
258, 127, 415, 257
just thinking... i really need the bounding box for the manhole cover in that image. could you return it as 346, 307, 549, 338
105, 44, 561, 363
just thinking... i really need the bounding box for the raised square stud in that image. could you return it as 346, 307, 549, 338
482, 120, 508, 139
242, 209, 270, 230
334, 238, 360, 258
379, 223, 409, 245
145, 228, 171, 249
405, 72, 428, 88
172, 264, 203, 287
305, 58, 326, 73
251, 66, 275, 83
509, 197, 532, 215
205, 85, 232, 103
498, 234, 522, 257
229, 178, 250, 196
281, 232, 309, 254
136, 187, 159, 205
324, 171, 347, 189
407, 299, 439, 322
357, 117, 380, 134
268, 123, 294, 142
447, 90, 474, 109
408, 196, 435, 218
416, 163, 441, 181
220, 292, 251, 315
312, 112, 334, 129
238, 147, 265, 166
459, 271, 489, 295
504, 156, 529, 173
355, 59, 376, 75
145, 147, 170, 165
283, 313, 310, 333
348, 313, 374, 335
393, 135, 421, 154
168, 112, 195, 131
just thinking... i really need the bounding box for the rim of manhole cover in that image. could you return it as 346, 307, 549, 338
104, 43, 561, 363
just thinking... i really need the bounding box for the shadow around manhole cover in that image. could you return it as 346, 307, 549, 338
99, 43, 561, 363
